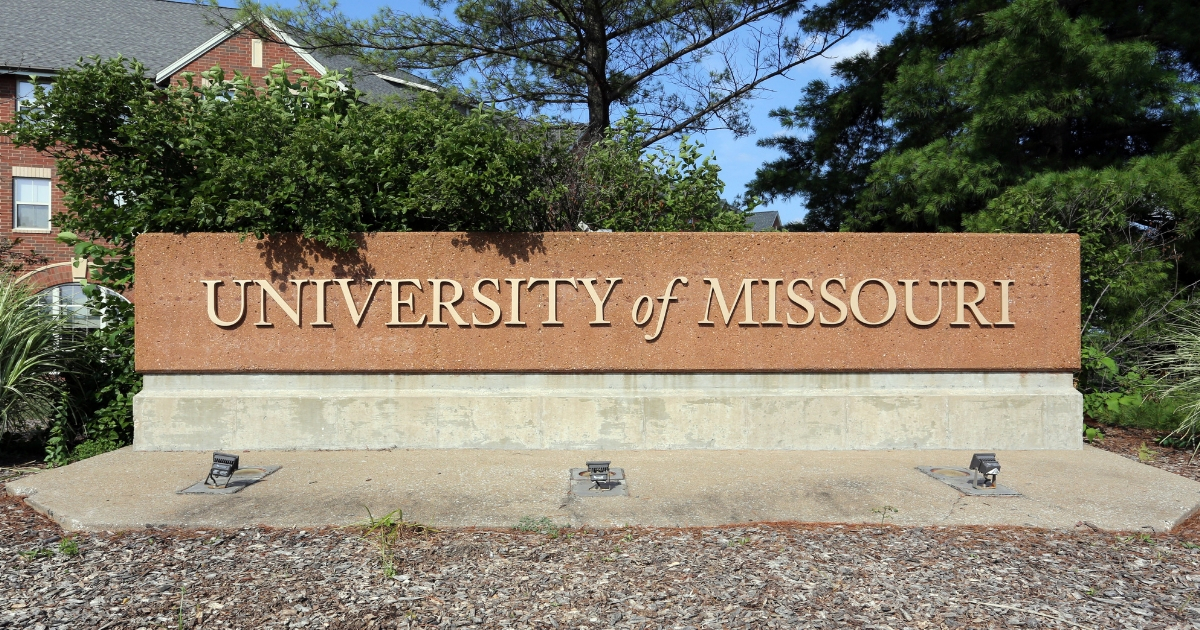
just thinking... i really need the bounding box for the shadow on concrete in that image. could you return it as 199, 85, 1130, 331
451, 232, 547, 264
254, 233, 377, 284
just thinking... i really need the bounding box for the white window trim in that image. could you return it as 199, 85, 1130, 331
13, 176, 52, 232
15, 78, 52, 112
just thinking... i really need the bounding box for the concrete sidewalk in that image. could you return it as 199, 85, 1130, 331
8, 446, 1200, 532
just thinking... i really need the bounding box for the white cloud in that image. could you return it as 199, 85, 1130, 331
807, 34, 882, 75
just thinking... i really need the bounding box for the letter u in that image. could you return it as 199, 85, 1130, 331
203, 280, 251, 327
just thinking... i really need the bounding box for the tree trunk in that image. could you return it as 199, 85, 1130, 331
581, 0, 610, 143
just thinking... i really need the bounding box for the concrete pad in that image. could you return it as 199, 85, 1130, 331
8, 446, 1200, 532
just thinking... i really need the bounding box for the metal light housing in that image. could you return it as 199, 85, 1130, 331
586, 460, 611, 489
969, 452, 1000, 488
205, 452, 240, 488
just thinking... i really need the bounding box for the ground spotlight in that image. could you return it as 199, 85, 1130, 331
587, 460, 612, 489
205, 452, 240, 488
969, 453, 1000, 489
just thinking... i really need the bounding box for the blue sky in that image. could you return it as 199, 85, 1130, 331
291, 1, 901, 224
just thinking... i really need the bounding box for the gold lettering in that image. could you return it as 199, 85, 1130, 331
995, 280, 1015, 326
472, 278, 502, 327
311, 279, 333, 326
699, 278, 759, 326
528, 277, 577, 325
786, 279, 815, 326
385, 279, 425, 327
820, 278, 848, 325
579, 278, 622, 325
951, 280, 991, 327
850, 278, 897, 326
646, 277, 687, 342
900, 279, 947, 327
429, 279, 469, 327
255, 279, 307, 327
334, 278, 383, 327
505, 278, 525, 326
632, 295, 653, 326
202, 280, 251, 327
762, 279, 784, 325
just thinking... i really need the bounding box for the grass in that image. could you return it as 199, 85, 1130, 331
57, 536, 79, 557
0, 274, 78, 437
357, 508, 435, 578
515, 516, 565, 538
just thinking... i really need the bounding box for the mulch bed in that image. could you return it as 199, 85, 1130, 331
4, 486, 1200, 629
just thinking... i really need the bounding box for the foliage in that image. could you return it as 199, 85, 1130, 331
1145, 309, 1200, 443
750, 0, 1200, 413
358, 508, 435, 578
515, 516, 562, 537
1, 58, 745, 461
3, 56, 743, 259
0, 275, 79, 439
236, 0, 862, 144
551, 116, 750, 231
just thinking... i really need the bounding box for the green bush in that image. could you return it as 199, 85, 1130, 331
43, 283, 137, 467
1, 57, 745, 463
0, 275, 79, 441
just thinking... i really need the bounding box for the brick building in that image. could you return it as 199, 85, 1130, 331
0, 0, 433, 315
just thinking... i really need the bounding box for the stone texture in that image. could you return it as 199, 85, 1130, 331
134, 232, 1081, 373
133, 372, 1082, 451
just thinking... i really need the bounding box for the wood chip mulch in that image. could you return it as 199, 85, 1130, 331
4, 486, 1200, 629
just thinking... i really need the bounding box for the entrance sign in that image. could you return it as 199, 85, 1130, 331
132, 232, 1082, 452
135, 232, 1078, 373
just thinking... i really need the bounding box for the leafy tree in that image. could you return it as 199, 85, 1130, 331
235, 0, 864, 144
4, 57, 742, 285
2, 56, 744, 459
749, 0, 1200, 423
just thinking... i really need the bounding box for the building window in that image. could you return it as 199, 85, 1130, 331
14, 177, 51, 230
16, 79, 51, 111
39, 283, 127, 329
252, 38, 264, 68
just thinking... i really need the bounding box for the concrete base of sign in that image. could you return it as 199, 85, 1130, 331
133, 372, 1081, 451
8, 446, 1198, 532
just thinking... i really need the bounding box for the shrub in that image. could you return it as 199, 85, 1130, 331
0, 275, 78, 439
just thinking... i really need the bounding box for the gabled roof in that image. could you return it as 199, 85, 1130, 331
746, 210, 783, 232
152, 17, 329, 84
0, 0, 232, 76
0, 0, 434, 99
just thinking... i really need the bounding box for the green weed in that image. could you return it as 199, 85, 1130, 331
177, 585, 186, 630
872, 505, 899, 524
357, 507, 435, 578
18, 548, 54, 560
57, 537, 79, 557
515, 516, 562, 537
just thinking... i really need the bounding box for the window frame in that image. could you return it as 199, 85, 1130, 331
12, 176, 52, 232
39, 282, 129, 330
15, 78, 51, 112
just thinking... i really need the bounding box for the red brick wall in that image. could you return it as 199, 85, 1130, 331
0, 74, 75, 281
170, 28, 321, 86
2, 25, 322, 287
